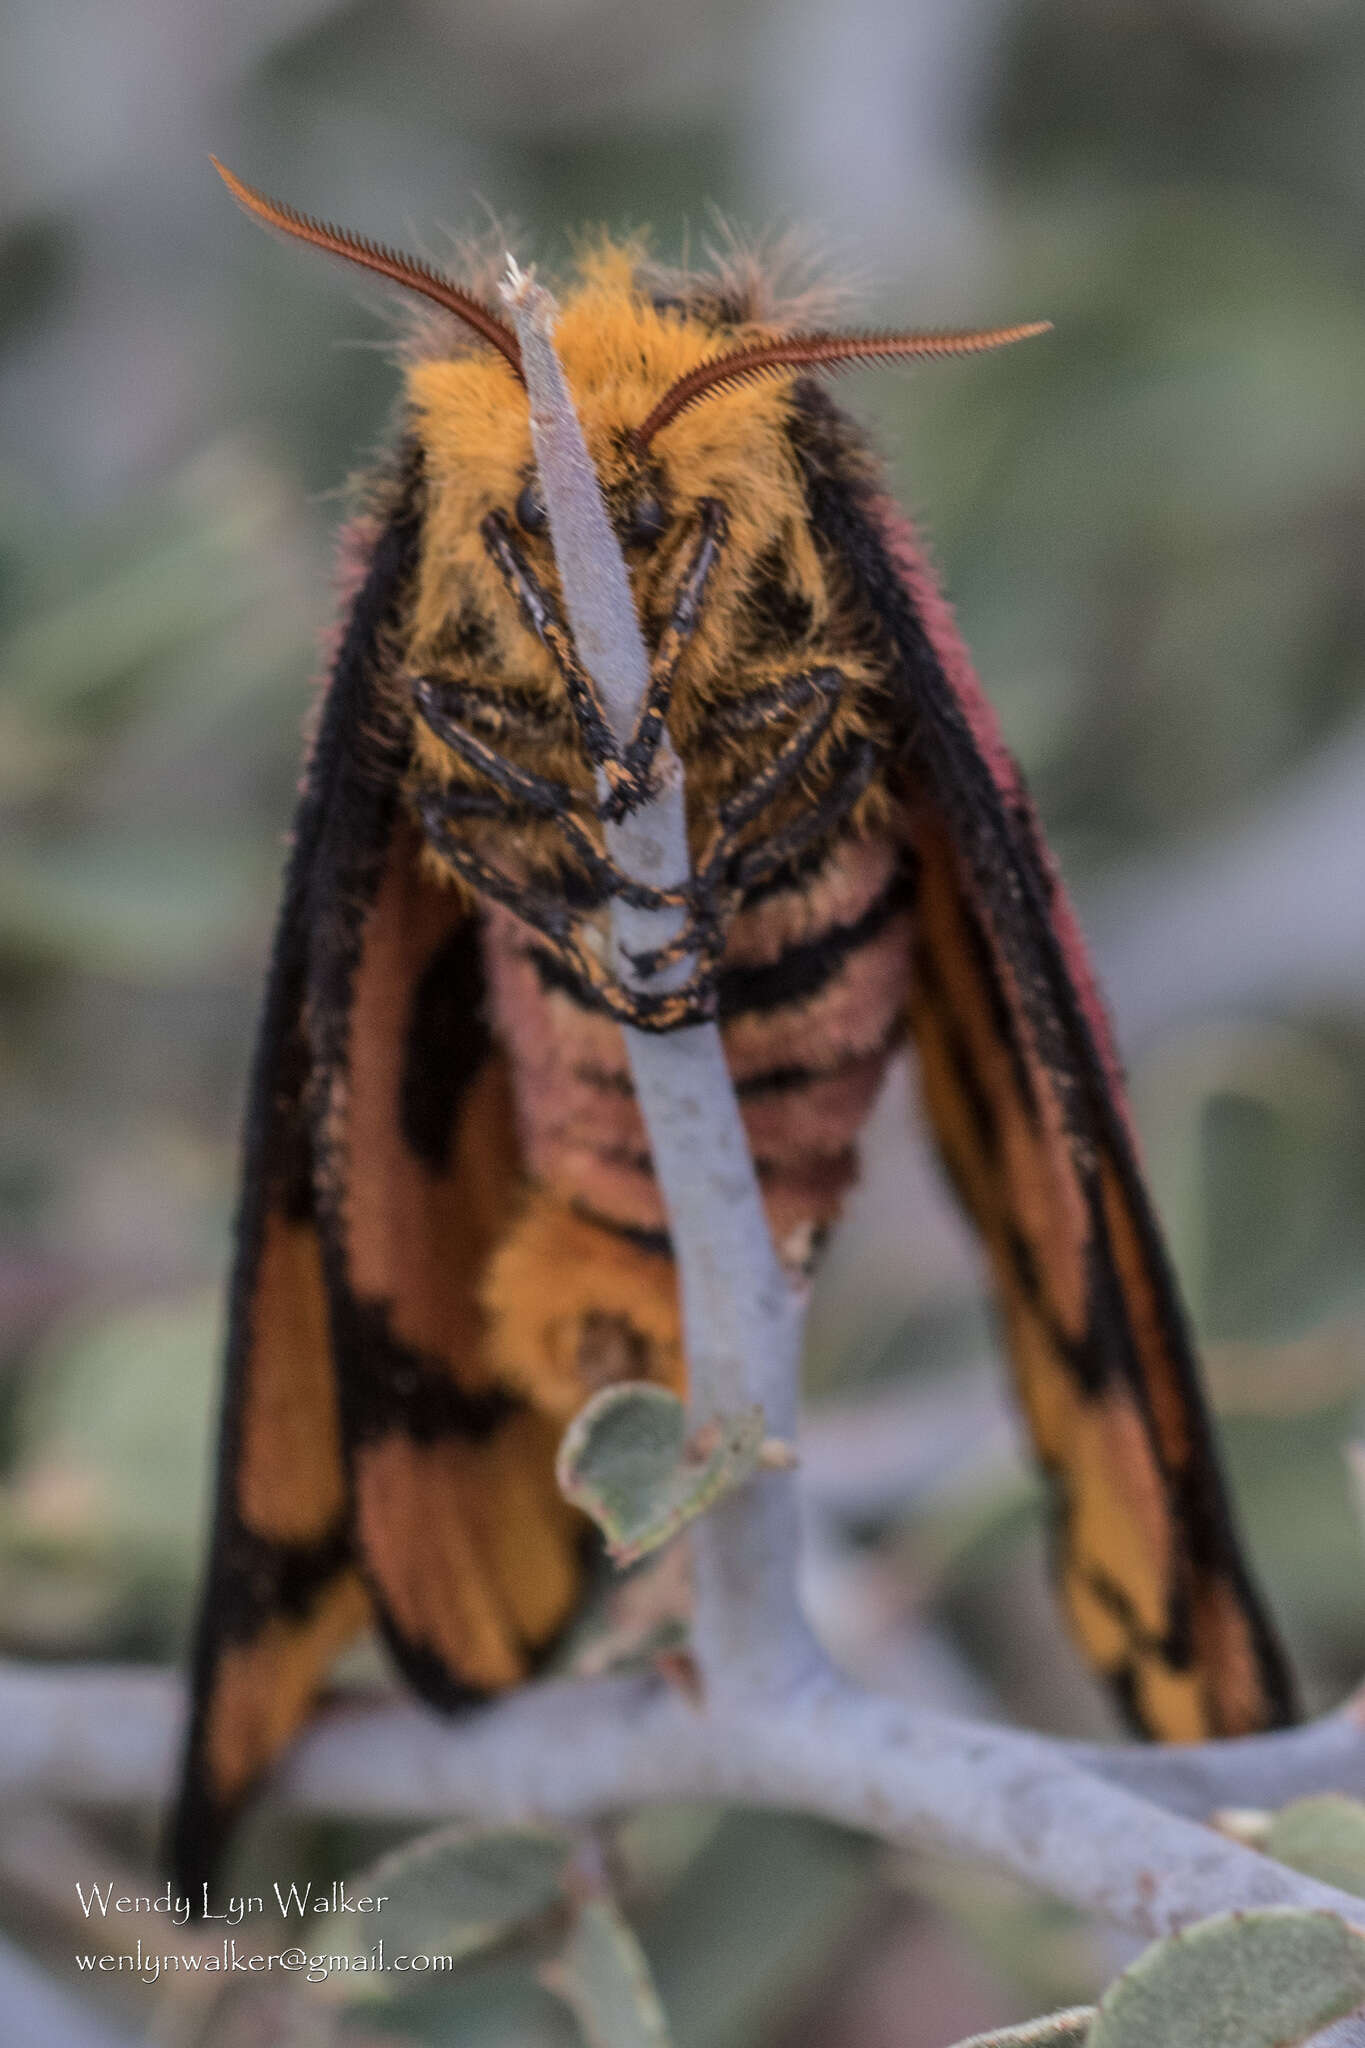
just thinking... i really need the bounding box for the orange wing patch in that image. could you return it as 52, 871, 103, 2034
174, 460, 593, 1892
200, 1575, 372, 1817
236, 1214, 345, 1542
205, 1207, 362, 1804
354, 1412, 581, 1693
329, 824, 521, 1383
908, 807, 1291, 1739
172, 1178, 367, 1883
313, 819, 588, 1701
484, 1193, 685, 1421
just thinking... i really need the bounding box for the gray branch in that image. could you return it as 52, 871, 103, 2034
5, 1660, 1365, 1939
501, 267, 812, 1689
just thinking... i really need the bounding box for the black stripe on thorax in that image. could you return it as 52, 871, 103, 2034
528, 860, 915, 1021
734, 1012, 907, 1096
569, 1200, 673, 1258
571, 1017, 907, 1106
714, 863, 914, 1019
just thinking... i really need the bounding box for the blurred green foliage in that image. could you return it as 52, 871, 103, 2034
3, 0, 1365, 2042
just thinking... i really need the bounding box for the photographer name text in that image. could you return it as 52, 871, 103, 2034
75, 1880, 388, 1926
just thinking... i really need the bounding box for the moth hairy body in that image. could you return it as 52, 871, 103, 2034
403, 251, 905, 1407
172, 199, 1295, 1895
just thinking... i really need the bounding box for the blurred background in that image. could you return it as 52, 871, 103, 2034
4, 1, 1365, 2042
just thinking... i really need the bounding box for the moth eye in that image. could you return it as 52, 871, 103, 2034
625, 494, 667, 546
516, 480, 548, 534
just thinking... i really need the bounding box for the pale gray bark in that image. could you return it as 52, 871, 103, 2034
5, 1660, 1365, 1940
502, 267, 813, 1689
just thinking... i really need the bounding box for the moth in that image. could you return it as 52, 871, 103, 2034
173, 164, 1296, 1891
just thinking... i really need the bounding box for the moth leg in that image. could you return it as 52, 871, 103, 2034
428, 533, 870, 1028
700, 666, 841, 737
411, 677, 578, 813
413, 792, 572, 941
729, 737, 880, 895
410, 675, 605, 877
623, 666, 854, 981
601, 723, 880, 1016
701, 666, 840, 847
412, 779, 711, 1028
480, 501, 728, 821
610, 498, 727, 817
411, 759, 683, 918
409, 674, 572, 751
480, 511, 624, 803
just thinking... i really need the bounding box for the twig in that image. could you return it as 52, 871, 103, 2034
500, 265, 813, 1691
6, 1660, 1365, 1938
1067, 1692, 1365, 1820
248, 1676, 1365, 1936
3, 1656, 1360, 1835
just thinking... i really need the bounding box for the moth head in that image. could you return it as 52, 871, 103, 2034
484, 242, 1048, 591
213, 163, 1047, 651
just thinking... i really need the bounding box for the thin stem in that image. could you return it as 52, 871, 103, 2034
500, 264, 814, 1691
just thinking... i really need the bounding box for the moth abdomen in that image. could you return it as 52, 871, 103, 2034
478, 821, 914, 1418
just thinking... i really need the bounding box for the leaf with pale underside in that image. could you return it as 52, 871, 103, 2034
945, 2010, 1095, 2047
347, 1823, 571, 1963
543, 1897, 672, 2048
556, 1385, 766, 1566
1266, 1795, 1365, 1900
1087, 1909, 1365, 2048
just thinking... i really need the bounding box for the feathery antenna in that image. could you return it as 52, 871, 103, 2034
632, 321, 1050, 448
210, 158, 524, 381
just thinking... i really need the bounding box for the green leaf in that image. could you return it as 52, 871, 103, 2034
546, 1898, 672, 2048
555, 1385, 766, 1566
947, 2012, 1094, 2048
351, 1824, 571, 1963
1266, 1797, 1365, 1900
1088, 1909, 1365, 2048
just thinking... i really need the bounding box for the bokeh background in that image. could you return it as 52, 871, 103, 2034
4, 1, 1365, 2042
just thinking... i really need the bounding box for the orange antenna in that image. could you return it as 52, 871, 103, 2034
632, 321, 1051, 448
210, 158, 524, 382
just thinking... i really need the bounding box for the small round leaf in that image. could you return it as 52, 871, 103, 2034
556, 1386, 765, 1565
1088, 1909, 1365, 2048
